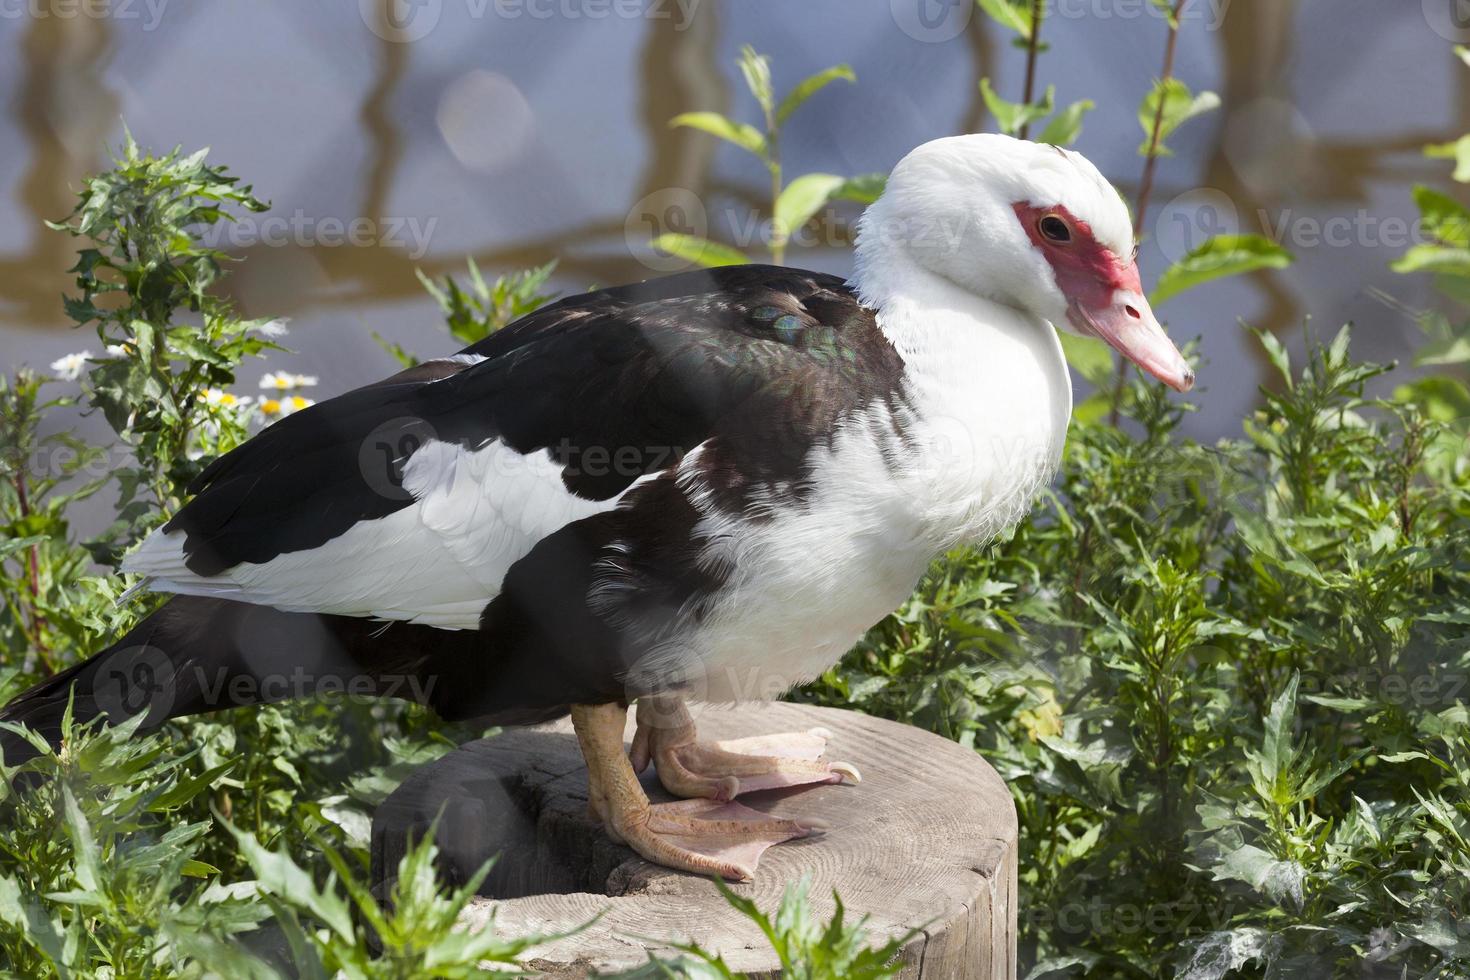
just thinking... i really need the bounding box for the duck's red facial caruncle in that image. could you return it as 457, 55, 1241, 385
1013, 202, 1194, 392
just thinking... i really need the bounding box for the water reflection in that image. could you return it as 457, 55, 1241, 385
0, 1, 1459, 443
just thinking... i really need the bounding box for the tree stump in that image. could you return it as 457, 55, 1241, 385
371, 702, 1017, 977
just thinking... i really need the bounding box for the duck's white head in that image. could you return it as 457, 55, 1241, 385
854, 133, 1193, 392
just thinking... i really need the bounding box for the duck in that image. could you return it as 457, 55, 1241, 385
0, 133, 1192, 880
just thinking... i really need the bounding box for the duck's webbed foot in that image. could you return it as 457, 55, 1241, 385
571, 702, 823, 881
628, 695, 862, 802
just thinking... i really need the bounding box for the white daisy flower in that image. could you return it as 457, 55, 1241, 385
202, 388, 253, 409
278, 394, 315, 416
257, 395, 314, 424
49, 351, 92, 381
260, 371, 319, 391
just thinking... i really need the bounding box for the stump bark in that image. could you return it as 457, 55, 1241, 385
371, 702, 1017, 977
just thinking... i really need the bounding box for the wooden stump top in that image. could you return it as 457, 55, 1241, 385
371, 702, 1018, 978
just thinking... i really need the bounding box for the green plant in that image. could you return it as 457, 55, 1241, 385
657, 46, 880, 267
1391, 53, 1470, 441
976, 0, 1095, 145
610, 877, 916, 980
801, 325, 1470, 976
219, 817, 544, 978
45, 131, 281, 544
0, 708, 264, 977
377, 259, 561, 368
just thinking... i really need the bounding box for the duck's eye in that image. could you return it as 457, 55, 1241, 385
1039, 215, 1071, 243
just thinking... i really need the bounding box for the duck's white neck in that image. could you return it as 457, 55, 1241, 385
848, 216, 1076, 547
851, 239, 974, 364
850, 222, 1056, 374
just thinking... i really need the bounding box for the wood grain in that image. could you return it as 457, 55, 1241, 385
372, 702, 1017, 977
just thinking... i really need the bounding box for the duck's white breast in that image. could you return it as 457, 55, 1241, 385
634, 299, 1072, 704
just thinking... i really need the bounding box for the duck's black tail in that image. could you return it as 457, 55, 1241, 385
0, 595, 497, 767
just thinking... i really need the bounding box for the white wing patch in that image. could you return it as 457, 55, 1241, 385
122, 439, 627, 629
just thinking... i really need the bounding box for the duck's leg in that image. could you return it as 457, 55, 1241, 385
571, 702, 824, 881
628, 696, 862, 802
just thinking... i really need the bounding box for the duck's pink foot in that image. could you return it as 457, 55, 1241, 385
625, 798, 826, 881
572, 702, 824, 881
630, 696, 862, 802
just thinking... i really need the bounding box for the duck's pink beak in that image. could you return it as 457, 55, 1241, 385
1014, 202, 1194, 393
1065, 265, 1195, 393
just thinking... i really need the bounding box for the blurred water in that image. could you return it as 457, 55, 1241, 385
0, 0, 1463, 466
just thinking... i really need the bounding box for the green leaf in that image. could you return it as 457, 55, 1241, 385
1426, 135, 1470, 182
1409, 185, 1470, 246
980, 78, 1055, 136
1137, 79, 1220, 156
829, 173, 887, 205
650, 234, 751, 268
1392, 244, 1470, 276
737, 45, 774, 116
976, 0, 1034, 38
1252, 672, 1300, 803
773, 173, 846, 241
0, 876, 68, 977
166, 330, 229, 367
1416, 331, 1470, 367
61, 786, 103, 895
1038, 100, 1096, 147
181, 859, 221, 878
225, 819, 355, 941
1151, 234, 1293, 305
1212, 843, 1306, 907
776, 64, 856, 125
0, 535, 48, 559
1394, 376, 1470, 422
669, 112, 768, 158
1058, 332, 1114, 387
